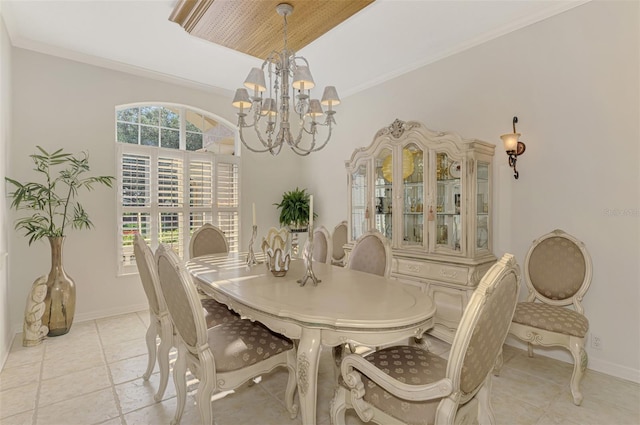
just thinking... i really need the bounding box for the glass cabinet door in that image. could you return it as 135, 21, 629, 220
435, 152, 462, 252
375, 148, 393, 240
476, 161, 490, 250
402, 144, 424, 247
350, 163, 368, 241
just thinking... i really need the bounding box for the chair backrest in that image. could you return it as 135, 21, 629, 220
156, 244, 208, 350
446, 253, 520, 402
347, 230, 392, 278
331, 221, 348, 264
524, 229, 592, 312
133, 234, 164, 317
189, 224, 229, 259
312, 226, 332, 263
262, 227, 290, 253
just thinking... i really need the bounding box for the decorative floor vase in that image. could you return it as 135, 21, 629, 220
43, 236, 76, 337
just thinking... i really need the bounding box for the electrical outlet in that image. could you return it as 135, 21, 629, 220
591, 333, 603, 350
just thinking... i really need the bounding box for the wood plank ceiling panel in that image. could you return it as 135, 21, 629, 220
170, 0, 374, 59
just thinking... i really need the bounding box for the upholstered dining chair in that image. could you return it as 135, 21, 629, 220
346, 229, 392, 278
133, 235, 240, 402
189, 223, 229, 259
333, 230, 392, 368
310, 225, 332, 263
155, 244, 298, 425
133, 234, 173, 402
505, 229, 592, 406
330, 253, 521, 425
331, 220, 348, 266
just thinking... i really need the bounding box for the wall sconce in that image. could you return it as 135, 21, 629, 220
500, 116, 526, 179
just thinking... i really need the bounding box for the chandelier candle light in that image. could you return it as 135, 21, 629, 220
232, 3, 340, 156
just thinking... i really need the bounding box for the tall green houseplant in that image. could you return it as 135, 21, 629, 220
6, 146, 115, 340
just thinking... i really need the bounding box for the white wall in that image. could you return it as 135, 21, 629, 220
7, 50, 300, 333
0, 8, 14, 366
4, 0, 638, 383
308, 1, 639, 381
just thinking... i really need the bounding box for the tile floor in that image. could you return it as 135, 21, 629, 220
1, 311, 639, 425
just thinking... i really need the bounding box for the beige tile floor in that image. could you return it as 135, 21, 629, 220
1, 311, 639, 425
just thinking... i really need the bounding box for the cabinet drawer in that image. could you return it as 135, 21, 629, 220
394, 258, 468, 285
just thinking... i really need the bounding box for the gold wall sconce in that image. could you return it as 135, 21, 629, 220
500, 116, 526, 179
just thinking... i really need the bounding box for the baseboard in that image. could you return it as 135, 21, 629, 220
0, 332, 16, 372
73, 303, 150, 323
505, 338, 640, 384
8, 302, 150, 347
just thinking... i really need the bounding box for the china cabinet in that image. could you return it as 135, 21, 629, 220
345, 119, 496, 342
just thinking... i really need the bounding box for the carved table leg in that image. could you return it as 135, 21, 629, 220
297, 328, 322, 425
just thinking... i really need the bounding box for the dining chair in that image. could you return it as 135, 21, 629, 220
333, 230, 392, 370
189, 223, 229, 259
309, 225, 332, 263
503, 229, 592, 405
330, 253, 520, 425
346, 229, 392, 278
133, 235, 240, 402
133, 234, 173, 402
155, 244, 298, 425
331, 220, 348, 266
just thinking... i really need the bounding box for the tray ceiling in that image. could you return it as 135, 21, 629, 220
169, 0, 375, 59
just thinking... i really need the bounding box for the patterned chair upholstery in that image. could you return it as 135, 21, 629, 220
133, 235, 240, 402
347, 230, 392, 278
331, 221, 348, 266
155, 244, 298, 425
189, 223, 229, 259
505, 229, 592, 405
331, 254, 521, 425
310, 226, 332, 263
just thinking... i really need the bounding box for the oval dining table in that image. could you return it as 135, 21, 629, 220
186, 252, 436, 425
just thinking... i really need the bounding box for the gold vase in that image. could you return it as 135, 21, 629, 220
43, 236, 76, 336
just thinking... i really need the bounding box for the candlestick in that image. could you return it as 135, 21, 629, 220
246, 224, 261, 268
297, 223, 320, 286
252, 203, 256, 227
309, 195, 313, 230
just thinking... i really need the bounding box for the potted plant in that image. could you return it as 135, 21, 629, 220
6, 146, 114, 343
274, 187, 317, 230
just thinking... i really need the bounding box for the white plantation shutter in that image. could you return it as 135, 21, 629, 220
116, 105, 240, 275
188, 156, 214, 238
215, 159, 240, 252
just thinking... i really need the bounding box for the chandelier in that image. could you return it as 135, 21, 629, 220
231, 3, 340, 156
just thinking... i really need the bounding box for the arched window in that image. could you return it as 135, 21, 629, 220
115, 103, 239, 275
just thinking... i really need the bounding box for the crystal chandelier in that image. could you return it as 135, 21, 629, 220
231, 3, 340, 156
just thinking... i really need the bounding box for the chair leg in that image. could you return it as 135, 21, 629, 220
171, 345, 188, 425
143, 317, 157, 380
196, 351, 216, 425
527, 342, 534, 357
568, 336, 587, 406
284, 350, 299, 419
154, 317, 173, 401
329, 385, 348, 425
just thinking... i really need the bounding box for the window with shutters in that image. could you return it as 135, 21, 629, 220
116, 103, 239, 275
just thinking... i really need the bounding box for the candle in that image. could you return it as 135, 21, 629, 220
309, 195, 313, 230
252, 203, 256, 227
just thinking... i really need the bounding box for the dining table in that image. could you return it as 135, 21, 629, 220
186, 252, 436, 425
